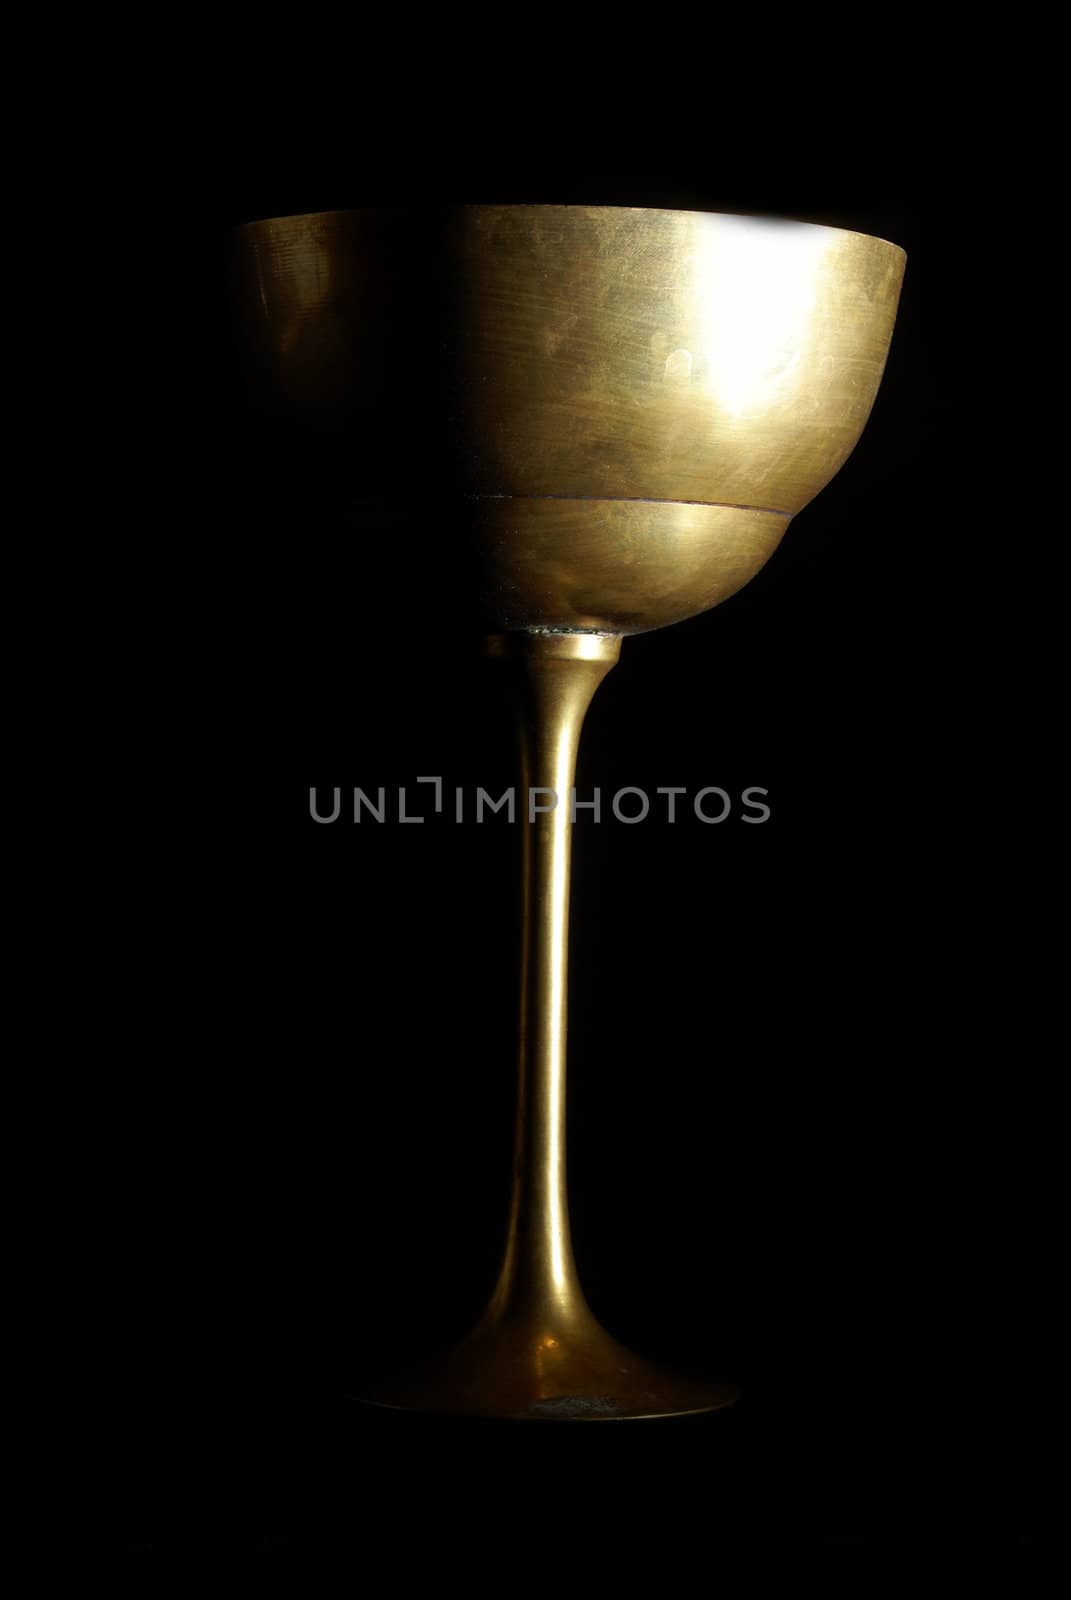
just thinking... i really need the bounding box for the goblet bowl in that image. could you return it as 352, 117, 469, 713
227, 205, 904, 633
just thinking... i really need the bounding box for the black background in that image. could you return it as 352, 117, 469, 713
112, 67, 1049, 1566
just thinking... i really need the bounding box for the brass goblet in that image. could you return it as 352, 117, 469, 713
227, 205, 905, 1419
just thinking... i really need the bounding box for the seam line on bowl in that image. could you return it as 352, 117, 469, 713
471, 494, 793, 517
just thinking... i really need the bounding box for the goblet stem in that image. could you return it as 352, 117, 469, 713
482, 631, 621, 1329
356, 628, 738, 1415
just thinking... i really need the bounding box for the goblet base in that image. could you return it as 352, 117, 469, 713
353, 1309, 739, 1421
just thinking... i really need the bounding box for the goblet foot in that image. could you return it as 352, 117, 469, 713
353, 1308, 738, 1421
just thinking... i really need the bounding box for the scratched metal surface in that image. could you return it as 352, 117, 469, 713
226, 205, 904, 632
228, 205, 903, 507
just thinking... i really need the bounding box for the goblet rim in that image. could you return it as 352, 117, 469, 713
224, 202, 907, 260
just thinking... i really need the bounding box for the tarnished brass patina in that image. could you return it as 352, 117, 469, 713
227, 206, 905, 1418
